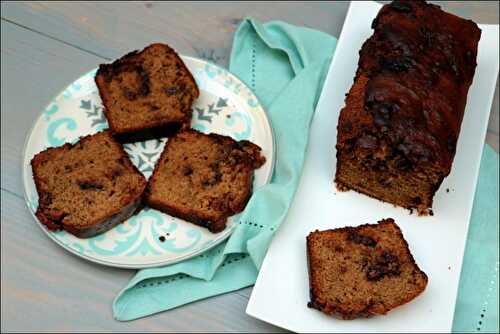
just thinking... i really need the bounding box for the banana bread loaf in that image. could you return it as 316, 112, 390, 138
95, 43, 199, 143
307, 218, 428, 319
335, 0, 481, 214
144, 129, 266, 233
31, 130, 147, 238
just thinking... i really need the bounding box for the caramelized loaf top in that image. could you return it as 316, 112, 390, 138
95, 43, 199, 135
337, 0, 481, 175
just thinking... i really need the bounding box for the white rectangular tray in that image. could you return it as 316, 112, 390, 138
246, 1, 499, 332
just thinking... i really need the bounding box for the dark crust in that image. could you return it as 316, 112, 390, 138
146, 198, 227, 233
334, 0, 481, 214
35, 196, 143, 238
306, 218, 428, 319
31, 130, 147, 238
144, 129, 263, 233
95, 43, 199, 141
113, 121, 185, 144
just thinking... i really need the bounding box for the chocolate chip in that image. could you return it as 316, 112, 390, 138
357, 134, 378, 150
136, 67, 151, 96
366, 251, 401, 281
119, 65, 150, 100
378, 177, 392, 186
111, 169, 123, 179
377, 252, 398, 265
447, 135, 456, 153
420, 27, 434, 47
379, 56, 413, 72
78, 181, 104, 190
465, 50, 473, 64
123, 89, 137, 101
367, 265, 386, 281
343, 123, 353, 133
159, 236, 166, 242
348, 232, 377, 247
164, 86, 178, 96
450, 61, 460, 77
390, 1, 413, 13
372, 103, 395, 128
182, 165, 193, 176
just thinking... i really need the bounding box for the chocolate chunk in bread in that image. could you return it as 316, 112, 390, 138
31, 130, 147, 238
144, 129, 266, 233
307, 218, 428, 319
95, 43, 199, 143
335, 0, 481, 214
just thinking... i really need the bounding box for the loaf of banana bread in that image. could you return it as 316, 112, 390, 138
95, 43, 199, 143
31, 131, 147, 238
335, 0, 481, 214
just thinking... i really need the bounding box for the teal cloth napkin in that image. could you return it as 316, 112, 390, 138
112, 18, 337, 321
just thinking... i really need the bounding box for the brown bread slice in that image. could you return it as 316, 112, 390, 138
144, 129, 266, 233
95, 43, 199, 143
31, 130, 147, 238
306, 218, 428, 319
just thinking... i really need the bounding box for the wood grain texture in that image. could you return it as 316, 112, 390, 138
1, 1, 498, 332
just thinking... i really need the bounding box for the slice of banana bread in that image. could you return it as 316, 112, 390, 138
306, 218, 427, 319
31, 130, 147, 238
95, 43, 199, 143
144, 129, 266, 233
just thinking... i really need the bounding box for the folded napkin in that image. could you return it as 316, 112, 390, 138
113, 18, 337, 321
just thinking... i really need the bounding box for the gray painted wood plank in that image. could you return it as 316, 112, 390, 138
0, 1, 350, 66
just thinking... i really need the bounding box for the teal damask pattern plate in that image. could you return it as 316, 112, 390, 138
22, 56, 274, 269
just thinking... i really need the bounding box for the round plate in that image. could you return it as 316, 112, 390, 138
22, 56, 274, 269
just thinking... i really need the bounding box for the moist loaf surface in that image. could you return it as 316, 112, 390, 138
335, 0, 481, 214
31, 130, 147, 238
95, 43, 199, 143
144, 129, 266, 233
307, 218, 428, 319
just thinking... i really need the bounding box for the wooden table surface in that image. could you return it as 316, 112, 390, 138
1, 1, 498, 332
